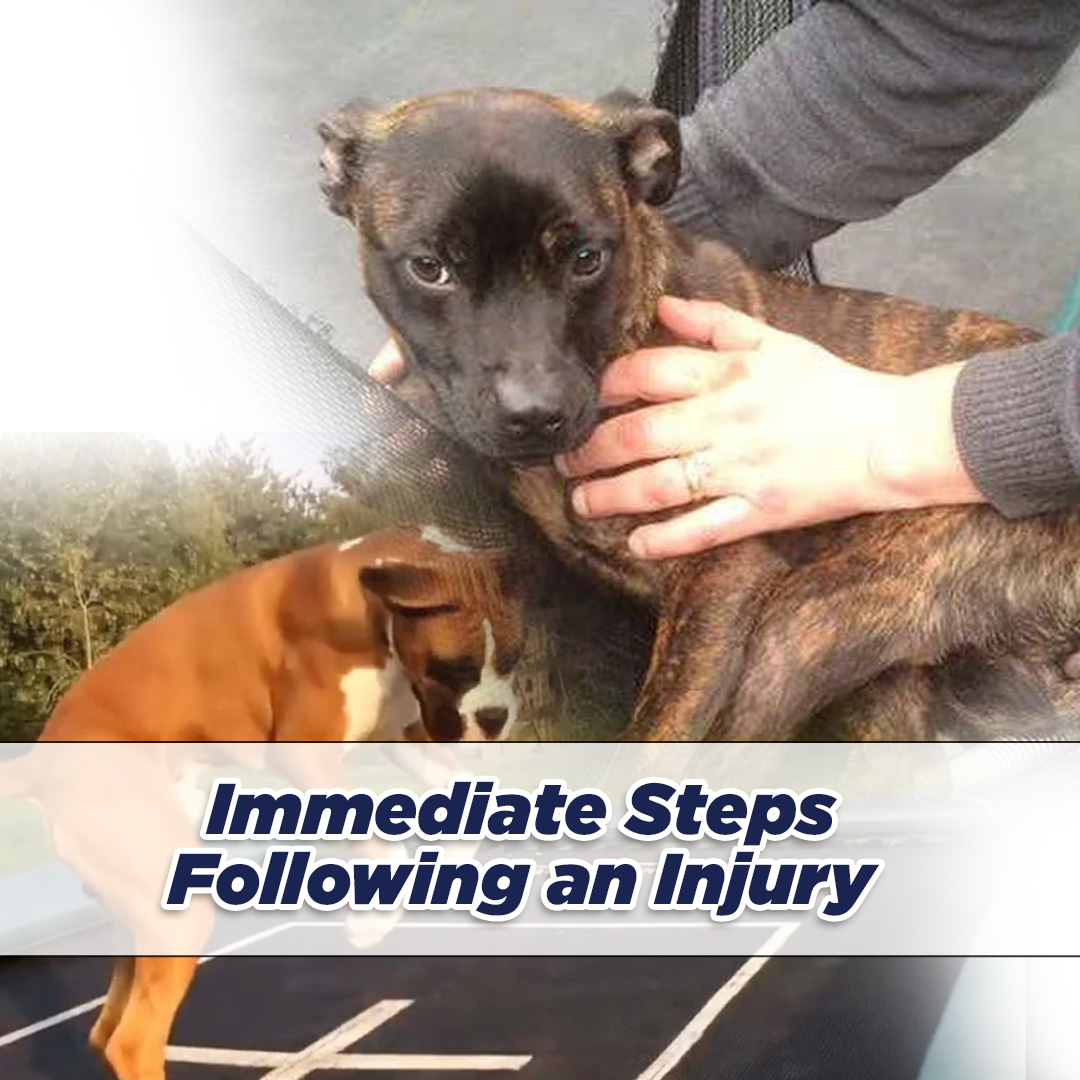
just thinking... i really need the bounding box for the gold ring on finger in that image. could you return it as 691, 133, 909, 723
679, 451, 710, 502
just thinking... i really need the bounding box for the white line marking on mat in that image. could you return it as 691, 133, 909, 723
633, 921, 800, 1080
0, 997, 108, 1050
257, 999, 414, 1080
167, 1045, 532, 1072
203, 920, 300, 955
167, 1046, 293, 1068
156, 998, 531, 1078
323, 1053, 532, 1070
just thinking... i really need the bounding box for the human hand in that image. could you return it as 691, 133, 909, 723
556, 296, 983, 559
368, 338, 407, 384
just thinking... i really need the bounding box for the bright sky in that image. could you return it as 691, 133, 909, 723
159, 433, 336, 489
0, 4, 355, 498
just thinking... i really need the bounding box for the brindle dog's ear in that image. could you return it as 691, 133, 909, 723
317, 96, 381, 218
593, 89, 682, 206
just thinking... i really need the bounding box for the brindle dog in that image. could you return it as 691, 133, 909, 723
318, 87, 1080, 741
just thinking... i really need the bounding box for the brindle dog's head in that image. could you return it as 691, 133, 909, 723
318, 88, 680, 461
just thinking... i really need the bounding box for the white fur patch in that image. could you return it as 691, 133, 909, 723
420, 525, 473, 554
338, 535, 366, 552
458, 618, 518, 741
340, 661, 419, 743
339, 667, 387, 742
339, 621, 422, 743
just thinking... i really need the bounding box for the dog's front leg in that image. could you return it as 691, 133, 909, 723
43, 752, 211, 1080
88, 956, 135, 1059
620, 541, 789, 740
799, 663, 936, 741
102, 957, 201, 1080
268, 742, 412, 949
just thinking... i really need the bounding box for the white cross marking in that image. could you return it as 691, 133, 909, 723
632, 922, 799, 1080
164, 998, 532, 1077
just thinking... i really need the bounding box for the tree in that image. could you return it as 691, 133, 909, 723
0, 434, 331, 740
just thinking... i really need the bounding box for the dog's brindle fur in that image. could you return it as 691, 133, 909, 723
319, 88, 1080, 741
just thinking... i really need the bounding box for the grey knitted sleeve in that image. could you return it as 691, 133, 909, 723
662, 1, 1080, 516
952, 332, 1080, 518
665, 0, 1080, 270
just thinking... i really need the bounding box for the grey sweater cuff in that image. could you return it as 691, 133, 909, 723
953, 335, 1080, 518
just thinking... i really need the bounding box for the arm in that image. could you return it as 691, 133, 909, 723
667, 0, 1080, 268
954, 332, 1080, 517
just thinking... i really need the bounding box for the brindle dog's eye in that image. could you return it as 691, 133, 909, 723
570, 245, 607, 279
406, 255, 454, 289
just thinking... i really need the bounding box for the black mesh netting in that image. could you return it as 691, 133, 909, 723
166, 216, 655, 739
653, 0, 820, 284
168, 217, 518, 548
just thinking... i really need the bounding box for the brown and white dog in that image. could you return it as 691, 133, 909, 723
40, 525, 524, 748
0, 525, 525, 1080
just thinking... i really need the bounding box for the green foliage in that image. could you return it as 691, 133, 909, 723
0, 434, 332, 741
0, 433, 608, 745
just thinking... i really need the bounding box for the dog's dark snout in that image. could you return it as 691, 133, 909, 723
504, 405, 566, 439
475, 706, 509, 738
495, 375, 570, 445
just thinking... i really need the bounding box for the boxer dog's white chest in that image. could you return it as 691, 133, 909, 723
339, 659, 418, 742
338, 614, 424, 742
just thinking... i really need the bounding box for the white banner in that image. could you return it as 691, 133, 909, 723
1, 741, 1076, 957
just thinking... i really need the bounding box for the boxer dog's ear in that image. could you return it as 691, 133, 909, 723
592, 89, 681, 205
359, 562, 459, 616
317, 96, 382, 217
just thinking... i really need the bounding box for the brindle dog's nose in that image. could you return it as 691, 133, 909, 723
496, 375, 568, 445
475, 706, 509, 739
503, 405, 566, 441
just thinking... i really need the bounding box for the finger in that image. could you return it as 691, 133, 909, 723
627, 495, 769, 558
597, 346, 750, 408
659, 295, 767, 351
556, 401, 710, 478
571, 454, 733, 518
368, 338, 406, 384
